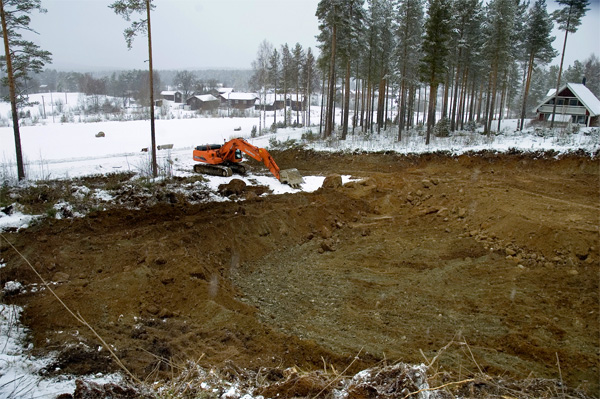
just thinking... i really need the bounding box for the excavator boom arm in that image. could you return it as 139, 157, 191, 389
220, 139, 281, 180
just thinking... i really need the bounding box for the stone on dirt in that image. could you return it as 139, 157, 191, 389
218, 179, 246, 196
321, 174, 343, 189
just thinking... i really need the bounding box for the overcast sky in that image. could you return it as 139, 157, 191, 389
14, 0, 600, 72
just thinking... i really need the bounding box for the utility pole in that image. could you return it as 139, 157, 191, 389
146, 0, 157, 178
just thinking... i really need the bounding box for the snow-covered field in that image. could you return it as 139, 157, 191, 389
1, 101, 597, 182
0, 94, 598, 398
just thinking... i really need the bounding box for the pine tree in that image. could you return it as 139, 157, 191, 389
336, 0, 364, 139
583, 55, 600, 97
518, 0, 556, 131
316, 0, 341, 137
0, 0, 52, 180
447, 0, 483, 131
110, 0, 158, 177
550, 0, 590, 127
481, 0, 521, 134
419, 0, 452, 144
394, 0, 424, 139
562, 59, 585, 83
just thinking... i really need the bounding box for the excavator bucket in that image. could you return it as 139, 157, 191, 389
279, 168, 304, 188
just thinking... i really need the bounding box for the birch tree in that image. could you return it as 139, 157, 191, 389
250, 40, 273, 134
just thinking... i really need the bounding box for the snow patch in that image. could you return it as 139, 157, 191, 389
0, 304, 121, 398
0, 205, 39, 232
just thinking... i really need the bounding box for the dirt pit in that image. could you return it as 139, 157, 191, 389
1, 150, 598, 396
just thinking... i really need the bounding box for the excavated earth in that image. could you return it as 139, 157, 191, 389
1, 150, 599, 395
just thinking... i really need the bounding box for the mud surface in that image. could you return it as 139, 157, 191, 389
1, 150, 598, 395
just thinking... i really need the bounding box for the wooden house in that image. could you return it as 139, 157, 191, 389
161, 90, 183, 103
287, 94, 307, 112
255, 94, 286, 111
186, 94, 219, 111
535, 83, 600, 127
219, 92, 259, 109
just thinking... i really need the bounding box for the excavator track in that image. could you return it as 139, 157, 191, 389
193, 164, 233, 177
229, 163, 247, 175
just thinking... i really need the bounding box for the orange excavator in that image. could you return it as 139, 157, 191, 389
193, 138, 304, 188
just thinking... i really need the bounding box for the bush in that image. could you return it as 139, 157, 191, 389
464, 121, 478, 132
301, 130, 318, 142
434, 117, 450, 137
570, 123, 581, 134
251, 126, 257, 138
268, 137, 301, 150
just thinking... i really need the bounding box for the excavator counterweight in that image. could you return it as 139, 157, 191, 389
193, 138, 304, 188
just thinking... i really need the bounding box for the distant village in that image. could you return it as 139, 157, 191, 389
159, 87, 307, 114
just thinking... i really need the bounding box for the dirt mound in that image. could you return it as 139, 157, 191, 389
1, 151, 598, 395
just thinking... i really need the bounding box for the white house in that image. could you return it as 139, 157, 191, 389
535, 82, 600, 127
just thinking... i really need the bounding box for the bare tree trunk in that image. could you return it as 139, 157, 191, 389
519, 54, 535, 131
497, 68, 508, 132
476, 80, 484, 122
353, 68, 360, 134
450, 58, 462, 131
442, 67, 451, 118
398, 77, 407, 140
296, 80, 300, 126
325, 23, 337, 137
342, 59, 351, 140
365, 78, 371, 133
407, 84, 416, 128
360, 79, 366, 129
384, 81, 389, 130
486, 65, 499, 135
370, 83, 376, 133
458, 67, 469, 129
426, 83, 438, 145
319, 76, 326, 136
416, 85, 421, 125
377, 77, 386, 132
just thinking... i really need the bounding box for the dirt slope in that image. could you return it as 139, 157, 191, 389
1, 150, 598, 395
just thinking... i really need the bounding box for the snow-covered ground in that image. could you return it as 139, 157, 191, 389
1, 102, 597, 183
0, 95, 598, 397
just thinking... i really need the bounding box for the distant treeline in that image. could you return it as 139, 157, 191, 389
0, 68, 253, 105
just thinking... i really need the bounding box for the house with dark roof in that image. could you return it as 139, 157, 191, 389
219, 92, 259, 110
534, 83, 600, 127
161, 90, 183, 103
255, 94, 286, 111
186, 94, 219, 111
